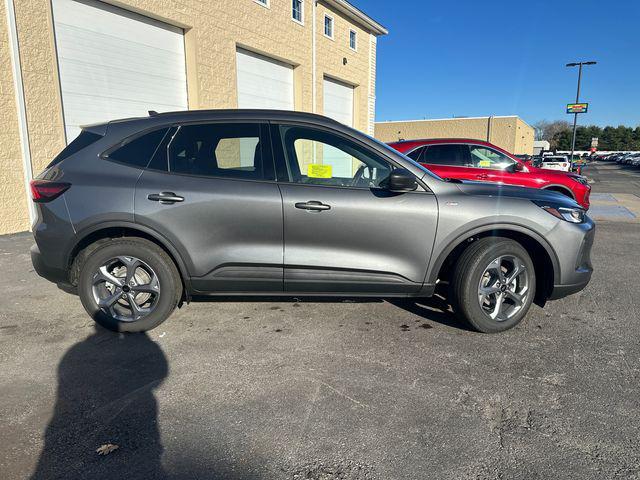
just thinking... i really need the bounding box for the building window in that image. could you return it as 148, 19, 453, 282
324, 14, 334, 39
292, 0, 303, 24
349, 29, 357, 50
254, 0, 269, 7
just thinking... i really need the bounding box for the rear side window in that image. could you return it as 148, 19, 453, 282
406, 147, 424, 162
106, 128, 170, 169
47, 131, 102, 168
167, 123, 267, 180
421, 144, 471, 166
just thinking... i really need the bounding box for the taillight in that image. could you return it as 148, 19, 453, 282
30, 180, 70, 203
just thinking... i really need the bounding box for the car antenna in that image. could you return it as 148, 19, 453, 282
148, 110, 159, 116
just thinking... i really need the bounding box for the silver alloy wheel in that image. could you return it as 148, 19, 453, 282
91, 256, 160, 322
477, 254, 529, 322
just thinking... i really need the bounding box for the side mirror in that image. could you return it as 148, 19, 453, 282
509, 162, 525, 173
384, 168, 418, 192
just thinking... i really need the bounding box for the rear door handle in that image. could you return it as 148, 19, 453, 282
294, 200, 331, 211
147, 192, 184, 204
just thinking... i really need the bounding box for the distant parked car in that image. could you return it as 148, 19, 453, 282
540, 155, 571, 172
629, 154, 640, 167
625, 153, 640, 165
617, 153, 634, 164
388, 139, 591, 209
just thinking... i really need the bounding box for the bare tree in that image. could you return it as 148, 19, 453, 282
534, 120, 572, 150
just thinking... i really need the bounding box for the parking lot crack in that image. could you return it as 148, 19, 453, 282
316, 379, 370, 409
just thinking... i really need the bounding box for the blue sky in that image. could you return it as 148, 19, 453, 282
353, 0, 639, 127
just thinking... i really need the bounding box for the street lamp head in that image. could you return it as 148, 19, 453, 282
566, 61, 597, 67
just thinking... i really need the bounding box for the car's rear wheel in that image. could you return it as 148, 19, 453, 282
78, 238, 182, 332
451, 237, 535, 333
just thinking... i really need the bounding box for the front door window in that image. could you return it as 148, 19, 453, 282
469, 145, 516, 171
277, 125, 394, 189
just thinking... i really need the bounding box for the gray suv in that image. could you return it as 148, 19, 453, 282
30, 110, 594, 333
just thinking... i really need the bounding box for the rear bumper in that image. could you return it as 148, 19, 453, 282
31, 243, 68, 285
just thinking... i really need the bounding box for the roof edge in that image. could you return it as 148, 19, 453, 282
376, 116, 523, 124
324, 0, 388, 36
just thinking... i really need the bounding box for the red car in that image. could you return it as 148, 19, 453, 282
389, 138, 591, 209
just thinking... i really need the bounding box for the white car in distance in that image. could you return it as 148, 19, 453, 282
540, 155, 571, 172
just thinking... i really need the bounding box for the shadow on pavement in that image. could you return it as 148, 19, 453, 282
387, 295, 472, 331
31, 327, 169, 479
192, 293, 469, 331
31, 327, 265, 479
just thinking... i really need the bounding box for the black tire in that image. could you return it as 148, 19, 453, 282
78, 238, 182, 332
450, 237, 536, 333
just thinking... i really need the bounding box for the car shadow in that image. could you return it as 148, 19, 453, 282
387, 295, 473, 331
191, 293, 470, 331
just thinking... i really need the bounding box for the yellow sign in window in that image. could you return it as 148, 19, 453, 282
308, 164, 332, 178
478, 160, 491, 167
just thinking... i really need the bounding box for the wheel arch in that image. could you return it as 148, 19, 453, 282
542, 184, 575, 199
66, 222, 192, 300
429, 225, 560, 306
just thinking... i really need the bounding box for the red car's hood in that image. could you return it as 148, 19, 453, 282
526, 165, 580, 178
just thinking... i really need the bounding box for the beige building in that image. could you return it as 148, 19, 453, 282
375, 116, 535, 156
0, 0, 387, 235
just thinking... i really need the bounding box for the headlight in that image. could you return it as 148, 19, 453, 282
533, 201, 585, 223
571, 175, 589, 186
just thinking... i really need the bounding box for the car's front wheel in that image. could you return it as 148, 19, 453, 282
78, 238, 182, 332
451, 237, 536, 333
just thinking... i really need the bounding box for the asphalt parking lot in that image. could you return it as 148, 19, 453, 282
1, 162, 639, 480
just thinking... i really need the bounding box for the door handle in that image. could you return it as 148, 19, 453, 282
476, 174, 489, 180
147, 192, 184, 204
295, 200, 331, 211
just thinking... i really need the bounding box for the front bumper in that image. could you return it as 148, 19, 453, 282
549, 279, 591, 300
547, 217, 595, 300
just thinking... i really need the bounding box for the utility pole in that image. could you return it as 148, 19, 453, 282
566, 61, 596, 161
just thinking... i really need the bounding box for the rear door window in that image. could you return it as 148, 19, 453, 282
106, 128, 170, 169
421, 144, 471, 166
167, 123, 271, 180
406, 146, 425, 162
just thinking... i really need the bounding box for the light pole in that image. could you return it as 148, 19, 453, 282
566, 61, 596, 161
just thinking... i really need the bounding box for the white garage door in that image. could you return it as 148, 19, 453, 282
52, 0, 188, 141
323, 77, 354, 177
323, 77, 354, 127
236, 49, 294, 110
